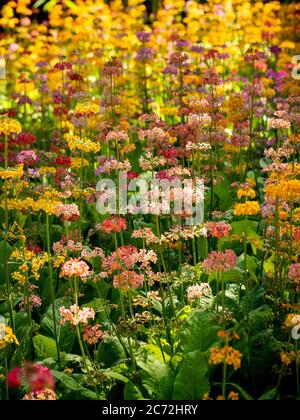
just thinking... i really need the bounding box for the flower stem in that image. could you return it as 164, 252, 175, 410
3, 135, 14, 333
46, 213, 60, 363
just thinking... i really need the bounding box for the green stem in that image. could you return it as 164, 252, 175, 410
120, 291, 136, 369
221, 272, 225, 326
46, 214, 60, 363
3, 135, 14, 333
222, 359, 227, 398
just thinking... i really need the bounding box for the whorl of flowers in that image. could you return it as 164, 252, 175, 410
203, 250, 237, 273
0, 117, 22, 136
60, 304, 95, 326
54, 203, 80, 222
61, 258, 91, 279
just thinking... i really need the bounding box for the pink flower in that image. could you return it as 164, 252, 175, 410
61, 258, 91, 279
7, 367, 22, 388
23, 389, 57, 400
54, 203, 80, 222
207, 221, 232, 239
24, 363, 55, 392
83, 324, 104, 345
289, 264, 300, 286
8, 363, 55, 392
60, 304, 95, 326
203, 250, 237, 273
269, 118, 291, 129
113, 270, 144, 291
19, 294, 42, 312
187, 283, 212, 301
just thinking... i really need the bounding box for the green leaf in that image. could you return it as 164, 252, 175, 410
258, 387, 278, 400
173, 351, 209, 400
40, 298, 76, 353
124, 381, 145, 400
33, 0, 47, 7
237, 254, 258, 283
225, 383, 254, 400
143, 343, 170, 363
33, 335, 58, 360
97, 336, 126, 367
52, 370, 84, 391
214, 176, 231, 211
179, 311, 219, 353
104, 371, 129, 383
64, 0, 77, 9
138, 356, 174, 399
44, 0, 58, 12
231, 220, 262, 253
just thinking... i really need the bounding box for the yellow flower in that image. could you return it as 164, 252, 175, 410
237, 188, 256, 200
0, 164, 23, 179
66, 134, 100, 154
19, 263, 29, 272
228, 391, 239, 401
209, 346, 242, 370
234, 201, 260, 216
39, 167, 56, 175
281, 351, 292, 366
71, 157, 89, 170
75, 101, 99, 116
0, 325, 19, 349
0, 117, 22, 136
265, 180, 300, 202
54, 255, 66, 269
12, 271, 26, 285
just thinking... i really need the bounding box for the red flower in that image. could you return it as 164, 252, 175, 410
53, 156, 72, 167
102, 217, 127, 234
7, 367, 22, 388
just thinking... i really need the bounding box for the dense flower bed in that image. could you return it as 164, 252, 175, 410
0, 0, 300, 401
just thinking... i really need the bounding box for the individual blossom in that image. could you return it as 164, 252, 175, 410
187, 283, 212, 301
233, 201, 260, 216
61, 258, 91, 279
228, 391, 239, 401
83, 324, 104, 345
206, 221, 232, 239
60, 304, 95, 326
203, 250, 237, 273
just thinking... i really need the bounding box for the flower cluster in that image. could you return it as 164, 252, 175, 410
60, 304, 95, 326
